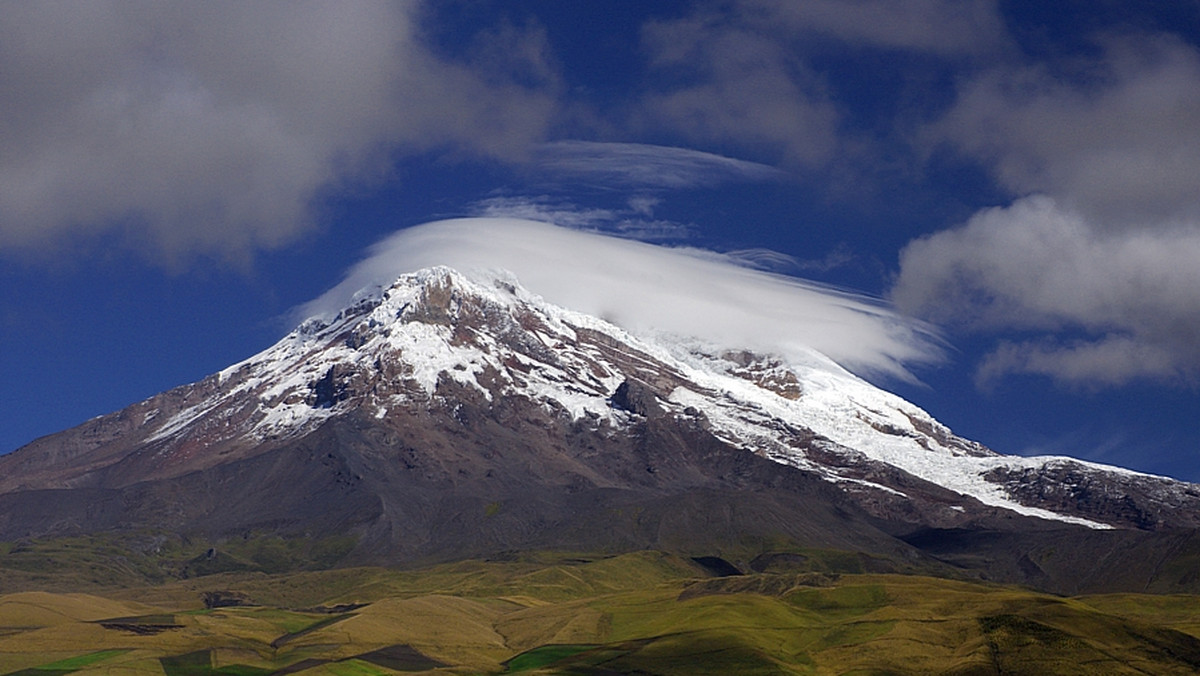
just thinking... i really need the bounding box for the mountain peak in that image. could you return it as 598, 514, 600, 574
3, 263, 1200, 577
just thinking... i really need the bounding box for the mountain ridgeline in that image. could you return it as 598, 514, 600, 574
4, 266, 1200, 593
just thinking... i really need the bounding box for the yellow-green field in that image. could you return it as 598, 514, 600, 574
1, 550, 1199, 674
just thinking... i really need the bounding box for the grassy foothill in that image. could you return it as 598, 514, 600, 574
0, 549, 1199, 674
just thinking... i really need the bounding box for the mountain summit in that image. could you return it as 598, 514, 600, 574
4, 267, 1200, 591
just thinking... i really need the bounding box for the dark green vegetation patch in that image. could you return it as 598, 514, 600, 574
503, 644, 599, 672
0, 531, 358, 591
2, 649, 128, 676
160, 650, 273, 676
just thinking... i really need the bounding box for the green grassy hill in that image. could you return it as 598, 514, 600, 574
1, 549, 1199, 674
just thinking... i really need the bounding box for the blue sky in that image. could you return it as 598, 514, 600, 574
2, 1, 1199, 480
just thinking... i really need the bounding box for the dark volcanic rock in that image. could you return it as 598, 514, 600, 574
610, 379, 664, 418
984, 461, 1200, 530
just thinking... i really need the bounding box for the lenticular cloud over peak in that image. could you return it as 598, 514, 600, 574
302, 218, 941, 381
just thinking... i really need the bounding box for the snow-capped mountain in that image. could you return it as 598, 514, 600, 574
3, 267, 1199, 590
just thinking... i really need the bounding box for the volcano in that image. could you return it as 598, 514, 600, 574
4, 266, 1200, 593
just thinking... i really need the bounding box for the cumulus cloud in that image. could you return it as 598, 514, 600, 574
0, 1, 558, 259
933, 35, 1200, 228
893, 196, 1200, 386
637, 13, 840, 168
303, 218, 941, 381
632, 0, 1006, 170
895, 32, 1200, 388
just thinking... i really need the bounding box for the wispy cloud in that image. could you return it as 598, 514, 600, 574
724, 246, 856, 275
532, 141, 786, 189
471, 196, 619, 230
302, 218, 942, 382
480, 141, 786, 244
470, 195, 694, 242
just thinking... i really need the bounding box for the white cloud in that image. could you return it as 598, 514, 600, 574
976, 338, 1180, 388
933, 35, 1200, 228
893, 196, 1200, 386
0, 1, 558, 260
722, 249, 801, 273
628, 196, 660, 216
303, 218, 941, 381
533, 141, 785, 189
471, 196, 619, 230
479, 141, 785, 244
637, 14, 840, 168
897, 33, 1200, 387
470, 195, 693, 242
631, 0, 1006, 170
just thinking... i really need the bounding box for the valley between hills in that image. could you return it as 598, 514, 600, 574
3, 541, 1200, 675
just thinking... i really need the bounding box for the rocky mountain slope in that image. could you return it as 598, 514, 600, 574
3, 267, 1200, 591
